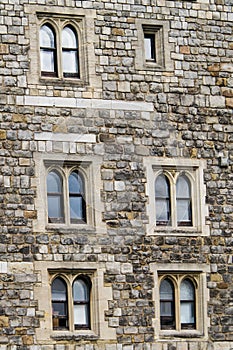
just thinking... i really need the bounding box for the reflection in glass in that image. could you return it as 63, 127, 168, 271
47, 171, 64, 223
160, 278, 175, 329
52, 277, 68, 329
68, 172, 86, 223
180, 279, 195, 329
40, 24, 57, 75
155, 174, 171, 225
73, 278, 90, 329
176, 175, 192, 226
62, 26, 79, 77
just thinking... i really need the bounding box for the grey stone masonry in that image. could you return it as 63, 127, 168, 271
0, 0, 232, 350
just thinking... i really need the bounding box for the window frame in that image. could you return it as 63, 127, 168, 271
135, 19, 174, 72
39, 18, 80, 80
34, 261, 116, 342
51, 273, 91, 332
144, 158, 209, 236
151, 263, 210, 340
143, 25, 164, 67
154, 170, 193, 229
46, 162, 87, 227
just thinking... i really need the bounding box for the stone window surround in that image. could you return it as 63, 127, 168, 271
25, 5, 101, 88
144, 158, 209, 236
150, 263, 210, 340
34, 261, 116, 342
135, 19, 173, 72
33, 152, 106, 234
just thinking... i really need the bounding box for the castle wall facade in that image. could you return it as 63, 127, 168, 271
0, 1, 232, 350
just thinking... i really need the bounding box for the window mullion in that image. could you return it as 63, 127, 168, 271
64, 169, 70, 225
176, 277, 181, 331
171, 178, 176, 228
57, 27, 62, 79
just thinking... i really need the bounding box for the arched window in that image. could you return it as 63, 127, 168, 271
73, 277, 91, 329
160, 278, 175, 329
176, 175, 192, 226
62, 26, 79, 78
155, 174, 171, 226
40, 24, 57, 76
51, 277, 68, 330
47, 170, 64, 223
68, 171, 86, 223
180, 279, 195, 329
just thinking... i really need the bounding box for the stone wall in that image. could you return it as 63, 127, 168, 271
0, 0, 232, 349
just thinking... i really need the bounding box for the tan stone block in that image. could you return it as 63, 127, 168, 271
13, 114, 27, 123
0, 44, 8, 54
112, 28, 124, 36
0, 316, 9, 327
211, 274, 222, 282
226, 98, 233, 108
180, 46, 190, 54
24, 210, 37, 219
22, 335, 33, 345
221, 88, 233, 97
0, 130, 6, 140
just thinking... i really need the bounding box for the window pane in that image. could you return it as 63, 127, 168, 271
47, 171, 63, 221
155, 174, 170, 197
176, 175, 192, 225
62, 26, 78, 48
40, 24, 55, 48
52, 302, 66, 316
62, 51, 78, 74
40, 50, 55, 73
180, 279, 195, 300
160, 279, 175, 329
180, 301, 195, 325
155, 175, 170, 224
144, 34, 155, 60
70, 197, 83, 220
47, 171, 62, 193
73, 279, 88, 301
48, 196, 63, 220
177, 199, 191, 222
69, 172, 83, 194
156, 199, 170, 222
176, 176, 191, 198
52, 278, 67, 301
74, 304, 88, 326
69, 172, 85, 222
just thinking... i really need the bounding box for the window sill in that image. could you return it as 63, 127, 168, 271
159, 330, 204, 339
51, 330, 99, 341
45, 224, 97, 235
39, 77, 86, 87
149, 226, 209, 236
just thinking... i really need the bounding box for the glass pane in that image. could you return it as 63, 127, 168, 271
73, 279, 88, 301
160, 301, 173, 316
52, 278, 67, 301
47, 171, 62, 193
181, 302, 195, 324
180, 279, 194, 300
177, 199, 191, 222
160, 279, 174, 301
144, 37, 153, 60
62, 51, 78, 74
40, 50, 55, 72
74, 304, 88, 325
155, 175, 170, 197
69, 197, 83, 220
176, 176, 190, 198
48, 196, 62, 219
40, 25, 55, 48
156, 199, 170, 222
52, 302, 66, 316
69, 172, 83, 194
62, 27, 78, 48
